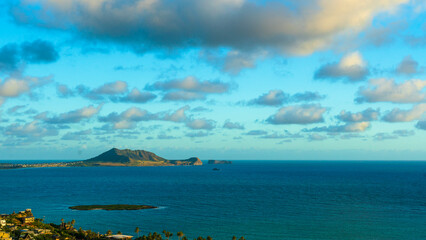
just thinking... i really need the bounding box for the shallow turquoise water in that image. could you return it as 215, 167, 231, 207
0, 161, 425, 240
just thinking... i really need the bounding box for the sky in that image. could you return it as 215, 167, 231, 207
0, 0, 426, 160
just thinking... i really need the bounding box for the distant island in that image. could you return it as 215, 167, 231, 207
69, 204, 157, 211
0, 148, 203, 169
208, 160, 232, 164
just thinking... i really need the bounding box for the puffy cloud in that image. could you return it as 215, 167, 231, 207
162, 106, 190, 123
249, 90, 325, 106
356, 78, 426, 103
0, 74, 52, 104
396, 56, 420, 75
118, 88, 156, 103
185, 119, 216, 130
416, 120, 426, 130
98, 107, 156, 129
93, 81, 128, 95
337, 108, 380, 122
0, 40, 58, 73
305, 122, 371, 133
43, 104, 103, 124
146, 76, 231, 101
20, 40, 59, 63
58, 81, 156, 103
4, 120, 58, 139
223, 120, 244, 130
245, 130, 268, 136
61, 129, 92, 141
250, 90, 288, 106
267, 104, 327, 125
382, 104, 426, 122
0, 78, 30, 97
314, 51, 369, 82
98, 105, 215, 130
57, 84, 74, 98
12, 0, 407, 55
0, 44, 19, 72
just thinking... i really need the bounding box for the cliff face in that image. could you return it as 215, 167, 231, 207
208, 160, 232, 164
82, 148, 202, 167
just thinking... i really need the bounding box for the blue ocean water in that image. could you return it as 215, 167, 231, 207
0, 161, 425, 240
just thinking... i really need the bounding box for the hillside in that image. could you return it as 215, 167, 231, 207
78, 148, 203, 166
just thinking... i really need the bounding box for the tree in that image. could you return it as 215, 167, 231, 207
206, 236, 212, 240
232, 236, 237, 240
177, 231, 184, 240
107, 230, 112, 236
70, 219, 75, 229
118, 231, 122, 235
135, 227, 140, 238
239, 237, 245, 240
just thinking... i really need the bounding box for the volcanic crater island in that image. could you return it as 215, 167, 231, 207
0, 148, 203, 169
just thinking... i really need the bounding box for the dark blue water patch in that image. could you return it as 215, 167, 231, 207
0, 161, 425, 240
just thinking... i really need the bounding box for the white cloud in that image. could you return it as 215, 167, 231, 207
44, 104, 103, 124
267, 104, 327, 125
337, 108, 380, 122
356, 78, 426, 103
314, 51, 369, 82
94, 80, 128, 95
4, 120, 58, 139
250, 90, 288, 106
382, 103, 426, 122
396, 55, 420, 75
13, 0, 408, 55
223, 120, 244, 130
305, 122, 371, 133
185, 119, 216, 130
118, 88, 156, 103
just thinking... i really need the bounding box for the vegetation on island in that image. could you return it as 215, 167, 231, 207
69, 205, 157, 211
0, 209, 246, 240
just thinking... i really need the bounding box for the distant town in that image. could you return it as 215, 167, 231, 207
0, 209, 244, 240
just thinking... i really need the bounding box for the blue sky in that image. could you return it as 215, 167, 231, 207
0, 0, 425, 160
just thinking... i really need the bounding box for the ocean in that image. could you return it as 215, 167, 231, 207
0, 161, 425, 240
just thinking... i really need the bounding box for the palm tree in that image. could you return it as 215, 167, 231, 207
71, 219, 76, 229
106, 230, 112, 236
135, 227, 140, 238
118, 231, 122, 235
177, 231, 184, 240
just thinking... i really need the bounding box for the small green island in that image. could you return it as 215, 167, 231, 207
69, 204, 157, 211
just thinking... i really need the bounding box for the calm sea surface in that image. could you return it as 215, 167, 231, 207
0, 161, 425, 240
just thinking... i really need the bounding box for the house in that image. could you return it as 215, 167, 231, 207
19, 233, 33, 240
107, 234, 133, 240
20, 217, 34, 224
